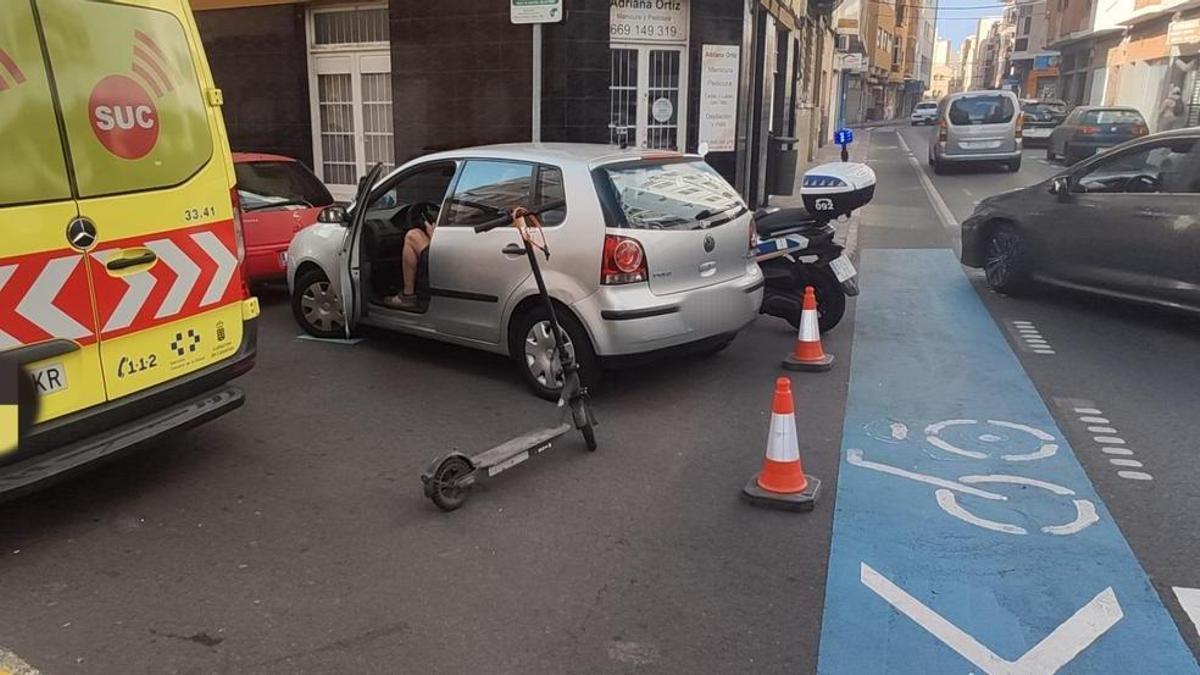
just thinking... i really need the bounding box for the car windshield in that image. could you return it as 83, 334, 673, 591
235, 160, 334, 211
599, 160, 746, 230
948, 95, 1014, 125
1081, 109, 1145, 125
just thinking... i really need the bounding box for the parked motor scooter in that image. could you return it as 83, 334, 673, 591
753, 162, 876, 333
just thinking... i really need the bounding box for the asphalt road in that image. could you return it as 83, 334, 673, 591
3, 127, 1198, 673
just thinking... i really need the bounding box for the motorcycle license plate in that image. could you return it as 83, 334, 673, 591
830, 255, 856, 282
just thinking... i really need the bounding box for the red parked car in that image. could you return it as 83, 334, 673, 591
233, 152, 334, 283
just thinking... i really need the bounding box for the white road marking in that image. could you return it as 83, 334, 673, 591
1013, 320, 1034, 326
896, 132, 958, 228
1117, 471, 1153, 481
1042, 500, 1101, 535
861, 563, 1124, 674
1094, 436, 1125, 445
960, 473, 1073, 494
846, 449, 1005, 500
1033, 349, 1057, 354
1087, 426, 1118, 434
936, 489, 1027, 534
1074, 407, 1102, 415
1079, 416, 1110, 424
1109, 459, 1143, 468
1172, 587, 1200, 639
1102, 447, 1134, 456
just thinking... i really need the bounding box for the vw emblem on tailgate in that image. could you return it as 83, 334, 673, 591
66, 218, 98, 251
703, 234, 715, 253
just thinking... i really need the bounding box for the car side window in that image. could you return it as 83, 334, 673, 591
1073, 140, 1197, 194
444, 160, 535, 227
366, 161, 457, 220
535, 165, 566, 226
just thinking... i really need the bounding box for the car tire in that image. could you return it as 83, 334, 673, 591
932, 157, 948, 175
983, 223, 1031, 295
510, 304, 600, 401
1064, 144, 1080, 165
292, 267, 347, 339
1007, 157, 1022, 172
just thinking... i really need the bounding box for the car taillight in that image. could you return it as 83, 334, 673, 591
937, 118, 948, 142
1015, 113, 1024, 138
601, 234, 647, 285
230, 186, 249, 297
1078, 125, 1100, 135
1133, 124, 1149, 136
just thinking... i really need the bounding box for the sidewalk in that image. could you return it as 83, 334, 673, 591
766, 129, 874, 264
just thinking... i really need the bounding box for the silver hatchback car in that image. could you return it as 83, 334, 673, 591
929, 90, 1023, 174
287, 143, 764, 399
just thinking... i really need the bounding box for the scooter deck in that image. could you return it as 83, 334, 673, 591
472, 421, 573, 469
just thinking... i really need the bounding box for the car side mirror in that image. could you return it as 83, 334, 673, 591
317, 205, 347, 224
1049, 177, 1071, 200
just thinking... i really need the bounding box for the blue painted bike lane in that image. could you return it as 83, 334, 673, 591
817, 249, 1197, 673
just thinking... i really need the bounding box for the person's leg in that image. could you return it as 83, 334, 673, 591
401, 228, 430, 296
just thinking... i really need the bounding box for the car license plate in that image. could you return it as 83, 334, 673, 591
830, 255, 856, 282
961, 141, 1001, 150
1025, 128, 1050, 137
30, 362, 67, 395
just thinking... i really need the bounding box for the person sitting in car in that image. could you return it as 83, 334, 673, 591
383, 203, 438, 310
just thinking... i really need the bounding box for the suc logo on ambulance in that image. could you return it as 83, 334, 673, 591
89, 74, 159, 159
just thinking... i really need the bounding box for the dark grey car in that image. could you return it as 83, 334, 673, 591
962, 128, 1200, 315
1046, 106, 1149, 164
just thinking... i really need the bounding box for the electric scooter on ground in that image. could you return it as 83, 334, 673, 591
753, 161, 876, 333
420, 202, 597, 512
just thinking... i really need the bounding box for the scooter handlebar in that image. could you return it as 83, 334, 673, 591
472, 199, 568, 233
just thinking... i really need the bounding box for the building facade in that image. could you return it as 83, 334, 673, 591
192, 0, 842, 207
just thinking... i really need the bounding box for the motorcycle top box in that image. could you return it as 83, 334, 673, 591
799, 162, 877, 220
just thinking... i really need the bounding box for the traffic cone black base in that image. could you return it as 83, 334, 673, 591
742, 475, 822, 511
782, 353, 834, 372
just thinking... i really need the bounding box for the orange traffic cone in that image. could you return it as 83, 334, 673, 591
742, 377, 821, 511
783, 286, 834, 372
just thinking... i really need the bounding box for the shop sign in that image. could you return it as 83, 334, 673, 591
1167, 18, 1200, 46
610, 0, 689, 44
698, 44, 738, 153
842, 53, 867, 72
511, 0, 563, 24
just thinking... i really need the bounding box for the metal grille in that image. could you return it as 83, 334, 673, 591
609, 48, 638, 146
361, 72, 394, 172
645, 49, 680, 150
314, 9, 389, 46
317, 73, 356, 185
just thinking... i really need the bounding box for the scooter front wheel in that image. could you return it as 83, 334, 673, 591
429, 455, 474, 511
581, 423, 597, 451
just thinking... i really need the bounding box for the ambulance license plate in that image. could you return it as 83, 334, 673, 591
830, 255, 856, 282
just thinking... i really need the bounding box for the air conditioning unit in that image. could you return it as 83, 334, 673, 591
836, 34, 851, 51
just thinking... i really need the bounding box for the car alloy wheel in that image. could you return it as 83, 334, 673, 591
983, 225, 1029, 294
300, 280, 344, 334
524, 320, 575, 389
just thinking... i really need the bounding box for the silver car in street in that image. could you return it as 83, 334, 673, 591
287, 143, 764, 399
928, 90, 1024, 174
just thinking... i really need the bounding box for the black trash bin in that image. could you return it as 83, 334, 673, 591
766, 135, 799, 196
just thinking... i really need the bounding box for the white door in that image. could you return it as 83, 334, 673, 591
609, 45, 688, 150
311, 51, 393, 200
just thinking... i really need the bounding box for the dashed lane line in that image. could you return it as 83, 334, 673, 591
1058, 399, 1153, 482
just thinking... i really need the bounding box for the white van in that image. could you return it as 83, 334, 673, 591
928, 90, 1023, 173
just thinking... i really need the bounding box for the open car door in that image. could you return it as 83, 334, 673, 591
338, 163, 385, 339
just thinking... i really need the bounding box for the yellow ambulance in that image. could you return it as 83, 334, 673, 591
0, 0, 258, 498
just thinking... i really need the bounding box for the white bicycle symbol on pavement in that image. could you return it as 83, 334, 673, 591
848, 419, 1099, 536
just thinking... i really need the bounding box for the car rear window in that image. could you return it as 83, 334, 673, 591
598, 160, 746, 231
916, 102, 937, 110
235, 161, 334, 211
948, 95, 1014, 125
1081, 110, 1145, 125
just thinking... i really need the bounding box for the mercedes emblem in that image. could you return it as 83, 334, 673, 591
66, 218, 98, 251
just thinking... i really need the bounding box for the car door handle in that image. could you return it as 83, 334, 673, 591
501, 243, 526, 256
106, 250, 157, 270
